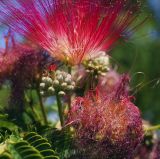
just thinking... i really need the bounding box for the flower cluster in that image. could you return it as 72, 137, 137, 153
67, 75, 143, 158
0, 0, 141, 65
40, 70, 75, 96
83, 52, 110, 77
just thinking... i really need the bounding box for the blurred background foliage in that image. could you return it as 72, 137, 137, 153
0, 0, 160, 125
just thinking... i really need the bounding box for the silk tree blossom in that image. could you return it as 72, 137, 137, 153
67, 74, 143, 158
0, 0, 141, 65
0, 32, 27, 81
0, 32, 42, 82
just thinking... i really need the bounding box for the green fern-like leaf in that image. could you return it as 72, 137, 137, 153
0, 132, 59, 159
44, 128, 74, 159
24, 132, 59, 159
0, 114, 18, 144
0, 152, 12, 159
8, 141, 43, 159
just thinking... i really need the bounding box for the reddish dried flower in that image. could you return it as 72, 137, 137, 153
67, 75, 143, 159
0, 0, 141, 65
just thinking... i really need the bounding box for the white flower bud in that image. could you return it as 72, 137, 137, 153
95, 75, 98, 79
100, 72, 106, 76
56, 74, 63, 82
48, 87, 55, 94
95, 66, 100, 69
88, 63, 93, 68
46, 77, 53, 85
55, 70, 61, 75
62, 72, 67, 78
65, 77, 71, 83
97, 70, 102, 74
58, 91, 66, 96
40, 91, 45, 96
42, 77, 48, 82
66, 74, 72, 79
40, 83, 45, 89
67, 85, 74, 91
53, 80, 59, 86
61, 82, 67, 87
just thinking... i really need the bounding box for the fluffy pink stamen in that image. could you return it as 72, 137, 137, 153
0, 0, 141, 65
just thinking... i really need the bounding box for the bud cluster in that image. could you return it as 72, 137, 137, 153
40, 70, 75, 96
83, 54, 110, 77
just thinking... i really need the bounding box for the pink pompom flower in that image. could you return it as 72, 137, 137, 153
67, 74, 143, 158
0, 0, 141, 65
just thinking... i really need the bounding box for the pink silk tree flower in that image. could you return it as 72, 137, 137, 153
0, 32, 40, 82
0, 33, 23, 81
67, 74, 143, 159
0, 0, 141, 65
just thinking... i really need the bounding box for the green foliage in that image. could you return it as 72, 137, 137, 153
0, 114, 19, 143
0, 86, 10, 108
0, 132, 59, 159
44, 128, 74, 159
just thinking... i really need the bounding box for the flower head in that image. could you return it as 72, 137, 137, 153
0, 32, 24, 81
0, 0, 141, 65
0, 32, 43, 83
67, 74, 143, 158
